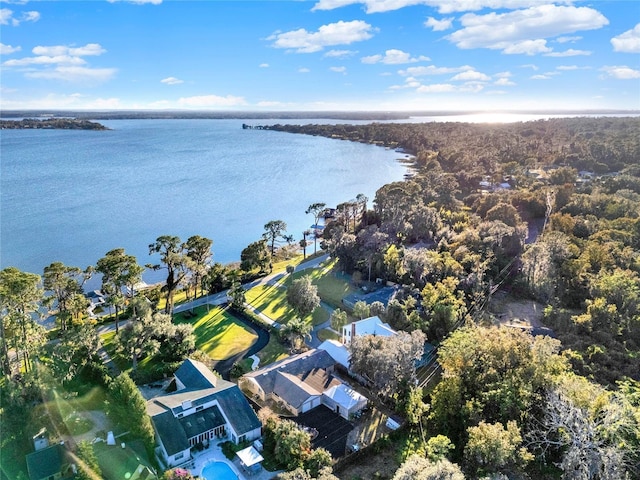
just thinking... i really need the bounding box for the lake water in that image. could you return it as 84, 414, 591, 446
1, 119, 408, 287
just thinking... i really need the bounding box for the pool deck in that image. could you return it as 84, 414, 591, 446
189, 441, 280, 480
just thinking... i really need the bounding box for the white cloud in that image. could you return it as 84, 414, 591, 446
0, 93, 122, 110
23, 11, 40, 22
611, 23, 640, 53
177, 94, 247, 107
0, 43, 21, 55
556, 65, 590, 71
312, 0, 575, 14
26, 66, 117, 83
161, 76, 183, 85
268, 20, 375, 53
424, 16, 453, 31
298, 67, 311, 73
399, 64, 473, 77
0, 8, 40, 26
259, 63, 270, 68
494, 77, 515, 86
502, 40, 551, 55
520, 64, 539, 71
544, 49, 591, 57
0, 9, 11, 24
362, 49, 429, 64
324, 49, 357, 58
531, 74, 552, 80
107, 0, 163, 4
330, 66, 347, 73
32, 43, 105, 57
3, 43, 115, 83
416, 83, 457, 93
555, 36, 582, 43
600, 65, 640, 80
447, 5, 608, 54
451, 69, 490, 81
3, 55, 87, 66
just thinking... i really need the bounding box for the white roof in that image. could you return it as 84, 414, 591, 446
236, 446, 264, 467
344, 316, 397, 339
318, 339, 350, 369
323, 384, 367, 410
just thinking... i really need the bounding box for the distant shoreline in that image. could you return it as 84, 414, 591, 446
1, 109, 638, 122
1, 118, 109, 130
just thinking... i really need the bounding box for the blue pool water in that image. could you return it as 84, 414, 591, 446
201, 461, 238, 480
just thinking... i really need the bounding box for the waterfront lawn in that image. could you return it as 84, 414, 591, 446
245, 284, 297, 324
289, 259, 357, 308
175, 305, 258, 360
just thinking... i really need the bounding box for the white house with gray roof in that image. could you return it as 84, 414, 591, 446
146, 359, 261, 468
240, 349, 367, 420
341, 315, 397, 345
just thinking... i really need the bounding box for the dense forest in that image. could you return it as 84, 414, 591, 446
266, 117, 640, 479
2, 117, 639, 480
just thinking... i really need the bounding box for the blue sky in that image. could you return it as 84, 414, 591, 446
1, 0, 638, 111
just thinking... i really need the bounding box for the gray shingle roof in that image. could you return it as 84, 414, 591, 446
243, 349, 336, 395
151, 410, 189, 457
273, 372, 320, 410
26, 444, 65, 480
215, 384, 262, 435
148, 359, 260, 456
179, 405, 225, 439
174, 358, 219, 390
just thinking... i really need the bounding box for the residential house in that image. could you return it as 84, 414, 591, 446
341, 315, 397, 345
26, 443, 73, 480
240, 349, 367, 420
147, 359, 261, 468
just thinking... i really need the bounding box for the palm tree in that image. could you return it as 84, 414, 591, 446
280, 317, 312, 352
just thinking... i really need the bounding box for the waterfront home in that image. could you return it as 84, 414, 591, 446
147, 359, 261, 469
240, 349, 367, 420
341, 315, 397, 345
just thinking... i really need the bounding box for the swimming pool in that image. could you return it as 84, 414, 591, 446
201, 461, 239, 480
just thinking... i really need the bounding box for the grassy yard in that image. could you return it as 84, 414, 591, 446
101, 305, 258, 375
245, 284, 297, 324
245, 259, 355, 329
174, 306, 258, 360
290, 259, 356, 308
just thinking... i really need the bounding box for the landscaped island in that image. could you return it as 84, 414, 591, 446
0, 117, 109, 130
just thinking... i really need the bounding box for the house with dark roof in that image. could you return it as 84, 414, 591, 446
146, 359, 261, 468
240, 349, 367, 420
25, 443, 73, 480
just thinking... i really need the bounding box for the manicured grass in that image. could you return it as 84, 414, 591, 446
245, 284, 297, 324
289, 259, 357, 308
156, 289, 189, 311
255, 335, 289, 366
317, 328, 341, 342
175, 305, 258, 360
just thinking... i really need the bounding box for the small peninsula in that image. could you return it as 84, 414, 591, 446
0, 117, 109, 130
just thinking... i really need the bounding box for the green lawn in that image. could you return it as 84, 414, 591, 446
289, 259, 356, 307
317, 328, 341, 342
101, 305, 258, 371
245, 284, 297, 324
175, 306, 258, 360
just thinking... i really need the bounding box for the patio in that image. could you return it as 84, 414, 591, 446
189, 441, 278, 480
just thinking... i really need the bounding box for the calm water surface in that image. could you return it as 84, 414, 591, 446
1, 119, 408, 286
